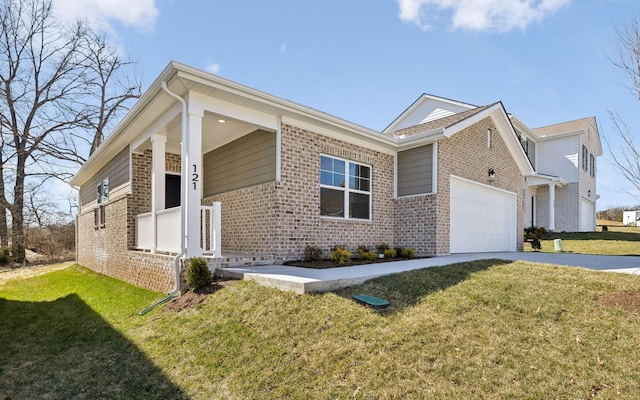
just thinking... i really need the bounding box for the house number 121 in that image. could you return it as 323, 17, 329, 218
192, 164, 199, 190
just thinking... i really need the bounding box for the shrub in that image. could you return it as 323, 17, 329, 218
304, 245, 322, 262
361, 250, 378, 261
329, 247, 351, 265
357, 245, 370, 259
383, 249, 397, 258
531, 237, 542, 252
185, 257, 212, 291
400, 247, 416, 258
602, 225, 609, 232
394, 246, 404, 256
0, 247, 10, 265
376, 243, 390, 254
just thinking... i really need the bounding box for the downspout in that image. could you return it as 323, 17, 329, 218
138, 81, 187, 315
161, 81, 188, 297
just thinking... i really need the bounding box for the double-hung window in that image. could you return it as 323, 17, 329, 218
582, 145, 588, 171
320, 155, 371, 220
589, 154, 595, 177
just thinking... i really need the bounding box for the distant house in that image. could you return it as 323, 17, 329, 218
510, 116, 602, 232
70, 62, 599, 292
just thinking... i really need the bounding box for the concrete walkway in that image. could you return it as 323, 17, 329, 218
216, 252, 640, 294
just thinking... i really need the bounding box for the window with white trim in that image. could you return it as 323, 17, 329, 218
582, 145, 588, 171
95, 178, 109, 229
320, 155, 371, 220
589, 153, 595, 177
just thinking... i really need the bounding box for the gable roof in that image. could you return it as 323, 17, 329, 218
532, 117, 594, 137
391, 104, 493, 138
391, 101, 535, 176
383, 93, 477, 134
71, 61, 397, 187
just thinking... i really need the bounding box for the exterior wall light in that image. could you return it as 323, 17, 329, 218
488, 168, 496, 182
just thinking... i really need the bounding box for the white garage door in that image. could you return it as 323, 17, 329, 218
580, 199, 595, 232
450, 176, 517, 253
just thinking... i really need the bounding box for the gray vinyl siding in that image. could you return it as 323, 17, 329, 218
397, 144, 433, 197
79, 147, 130, 208
203, 129, 276, 196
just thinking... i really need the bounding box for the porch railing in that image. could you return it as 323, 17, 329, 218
135, 203, 221, 257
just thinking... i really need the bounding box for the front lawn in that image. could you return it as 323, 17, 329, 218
2, 261, 640, 398
525, 225, 640, 255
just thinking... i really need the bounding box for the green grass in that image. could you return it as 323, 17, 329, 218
3, 261, 640, 398
525, 225, 640, 255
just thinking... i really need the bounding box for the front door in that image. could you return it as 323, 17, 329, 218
165, 174, 181, 208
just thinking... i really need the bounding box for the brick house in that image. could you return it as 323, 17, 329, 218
71, 61, 590, 292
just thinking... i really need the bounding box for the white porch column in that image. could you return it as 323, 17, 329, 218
548, 183, 555, 231
184, 105, 204, 258
150, 134, 166, 253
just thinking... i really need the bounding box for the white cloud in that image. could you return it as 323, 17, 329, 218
205, 63, 221, 74
53, 0, 159, 32
397, 0, 571, 32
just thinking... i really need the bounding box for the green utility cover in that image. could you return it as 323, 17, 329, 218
352, 294, 390, 308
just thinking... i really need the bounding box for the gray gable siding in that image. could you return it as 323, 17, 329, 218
203, 129, 276, 196
79, 147, 130, 208
397, 144, 433, 197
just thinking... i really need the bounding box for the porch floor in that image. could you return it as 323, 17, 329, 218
214, 252, 640, 294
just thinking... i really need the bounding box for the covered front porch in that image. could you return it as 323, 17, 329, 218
129, 71, 282, 259
526, 173, 568, 231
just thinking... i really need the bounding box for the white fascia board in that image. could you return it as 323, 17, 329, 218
509, 115, 541, 142
188, 91, 279, 131
70, 62, 179, 187
174, 65, 397, 148
489, 107, 536, 176
383, 93, 476, 134
130, 102, 182, 153
527, 174, 568, 187
396, 128, 446, 151
281, 115, 396, 156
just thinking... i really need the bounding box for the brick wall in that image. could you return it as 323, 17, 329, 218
203, 123, 395, 259
536, 183, 579, 232
433, 116, 525, 253
76, 195, 175, 292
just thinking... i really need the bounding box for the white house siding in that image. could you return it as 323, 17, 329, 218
393, 99, 473, 131
536, 136, 578, 183
578, 128, 598, 230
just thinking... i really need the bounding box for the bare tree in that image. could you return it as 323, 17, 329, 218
0, 0, 141, 262
608, 16, 640, 198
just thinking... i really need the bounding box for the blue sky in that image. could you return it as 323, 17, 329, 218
55, 0, 640, 210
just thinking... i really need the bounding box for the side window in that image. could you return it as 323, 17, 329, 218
320, 155, 371, 220
589, 154, 595, 177
582, 145, 588, 171
95, 178, 109, 229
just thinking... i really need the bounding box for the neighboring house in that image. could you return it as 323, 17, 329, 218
70, 61, 594, 292
510, 116, 602, 232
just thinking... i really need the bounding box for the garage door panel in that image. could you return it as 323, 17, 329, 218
450, 176, 516, 253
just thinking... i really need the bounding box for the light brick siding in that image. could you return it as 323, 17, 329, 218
393, 195, 437, 255
203, 123, 395, 259
77, 117, 525, 291
433, 117, 525, 253
536, 182, 579, 232
76, 195, 175, 292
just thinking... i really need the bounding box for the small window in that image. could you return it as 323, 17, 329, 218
97, 178, 109, 204
320, 155, 371, 220
582, 145, 588, 171
589, 154, 595, 177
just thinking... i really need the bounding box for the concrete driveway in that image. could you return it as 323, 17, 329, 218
217, 252, 640, 294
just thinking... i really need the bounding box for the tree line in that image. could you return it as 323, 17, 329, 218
0, 0, 140, 263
